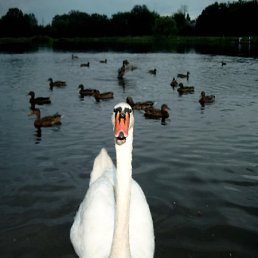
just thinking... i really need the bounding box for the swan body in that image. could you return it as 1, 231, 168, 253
70, 102, 155, 258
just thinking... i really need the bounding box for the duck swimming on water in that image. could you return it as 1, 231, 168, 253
170, 77, 178, 88
48, 78, 66, 90
177, 83, 194, 95
30, 108, 62, 128
199, 91, 215, 106
78, 84, 98, 97
126, 96, 154, 110
144, 104, 170, 121
27, 91, 51, 109
177, 71, 190, 80
94, 90, 114, 102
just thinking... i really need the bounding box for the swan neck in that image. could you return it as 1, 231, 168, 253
110, 130, 133, 258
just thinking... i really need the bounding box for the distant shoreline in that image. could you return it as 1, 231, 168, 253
0, 36, 257, 56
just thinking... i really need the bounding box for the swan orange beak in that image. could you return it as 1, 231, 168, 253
114, 111, 130, 145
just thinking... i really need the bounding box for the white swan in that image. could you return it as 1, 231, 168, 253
70, 102, 155, 258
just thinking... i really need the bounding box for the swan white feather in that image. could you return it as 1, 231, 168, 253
70, 102, 155, 258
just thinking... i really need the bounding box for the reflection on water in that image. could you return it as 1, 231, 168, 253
0, 50, 258, 258
34, 128, 42, 144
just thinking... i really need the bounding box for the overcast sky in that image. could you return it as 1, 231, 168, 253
0, 0, 232, 25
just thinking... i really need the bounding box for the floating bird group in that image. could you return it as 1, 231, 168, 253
25, 54, 219, 258
171, 70, 215, 106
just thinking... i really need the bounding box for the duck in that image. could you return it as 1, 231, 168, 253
80, 62, 90, 67
99, 59, 107, 63
27, 91, 51, 109
30, 108, 62, 128
72, 54, 79, 59
94, 90, 114, 102
48, 78, 66, 90
126, 96, 154, 110
144, 104, 170, 121
199, 91, 215, 106
170, 77, 178, 88
148, 68, 157, 75
177, 71, 190, 80
70, 102, 155, 258
78, 84, 98, 97
221, 61, 226, 66
177, 83, 195, 94
123, 60, 137, 71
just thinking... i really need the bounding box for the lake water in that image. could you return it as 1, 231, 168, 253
0, 48, 258, 258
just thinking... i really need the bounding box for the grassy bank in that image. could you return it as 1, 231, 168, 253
0, 35, 257, 54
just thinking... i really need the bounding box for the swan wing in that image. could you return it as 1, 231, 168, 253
70, 172, 115, 258
130, 180, 155, 258
70, 149, 116, 258
90, 148, 114, 185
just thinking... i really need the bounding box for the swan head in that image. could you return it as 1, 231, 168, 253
112, 102, 134, 145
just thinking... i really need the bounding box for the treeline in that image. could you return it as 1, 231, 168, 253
0, 1, 258, 38
195, 0, 258, 36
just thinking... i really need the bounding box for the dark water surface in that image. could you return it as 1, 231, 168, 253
0, 49, 258, 258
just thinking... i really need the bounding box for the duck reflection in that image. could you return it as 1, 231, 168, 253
117, 78, 129, 92
34, 128, 42, 144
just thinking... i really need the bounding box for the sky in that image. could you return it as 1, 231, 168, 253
0, 0, 233, 25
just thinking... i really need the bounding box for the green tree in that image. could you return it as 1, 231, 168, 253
0, 8, 38, 37
153, 16, 177, 36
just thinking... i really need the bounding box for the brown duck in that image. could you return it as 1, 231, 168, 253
30, 108, 62, 128
78, 84, 98, 97
28, 91, 51, 109
94, 90, 114, 102
177, 83, 194, 94
148, 68, 157, 75
144, 104, 170, 120
99, 59, 107, 63
48, 78, 66, 90
199, 91, 215, 106
170, 77, 178, 88
177, 71, 190, 80
80, 62, 90, 67
126, 96, 154, 110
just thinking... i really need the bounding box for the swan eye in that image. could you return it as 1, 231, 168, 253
124, 107, 132, 113
114, 107, 122, 113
